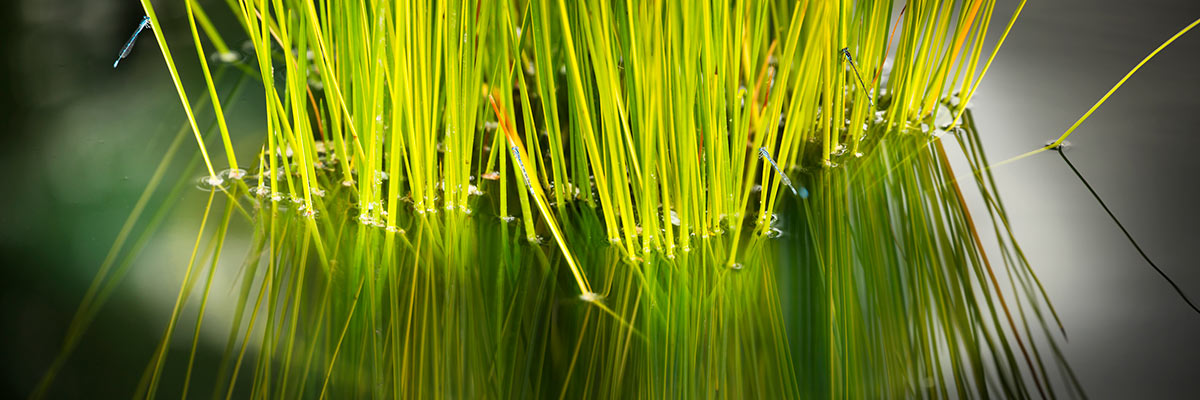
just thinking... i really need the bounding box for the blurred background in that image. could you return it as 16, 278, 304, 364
0, 1, 264, 398
1, 0, 1197, 398
968, 1, 1200, 398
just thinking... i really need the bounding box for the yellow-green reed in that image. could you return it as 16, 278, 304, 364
31, 0, 1139, 398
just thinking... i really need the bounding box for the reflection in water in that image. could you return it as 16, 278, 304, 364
969, 0, 1200, 397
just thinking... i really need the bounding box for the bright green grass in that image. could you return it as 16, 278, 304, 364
35, 0, 1165, 398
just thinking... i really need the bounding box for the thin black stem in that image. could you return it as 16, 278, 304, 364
1056, 148, 1200, 316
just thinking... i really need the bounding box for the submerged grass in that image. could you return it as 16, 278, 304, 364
32, 0, 1140, 398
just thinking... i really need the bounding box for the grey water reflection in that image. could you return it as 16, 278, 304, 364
967, 0, 1200, 398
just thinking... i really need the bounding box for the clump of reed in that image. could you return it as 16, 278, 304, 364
34, 0, 1093, 398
